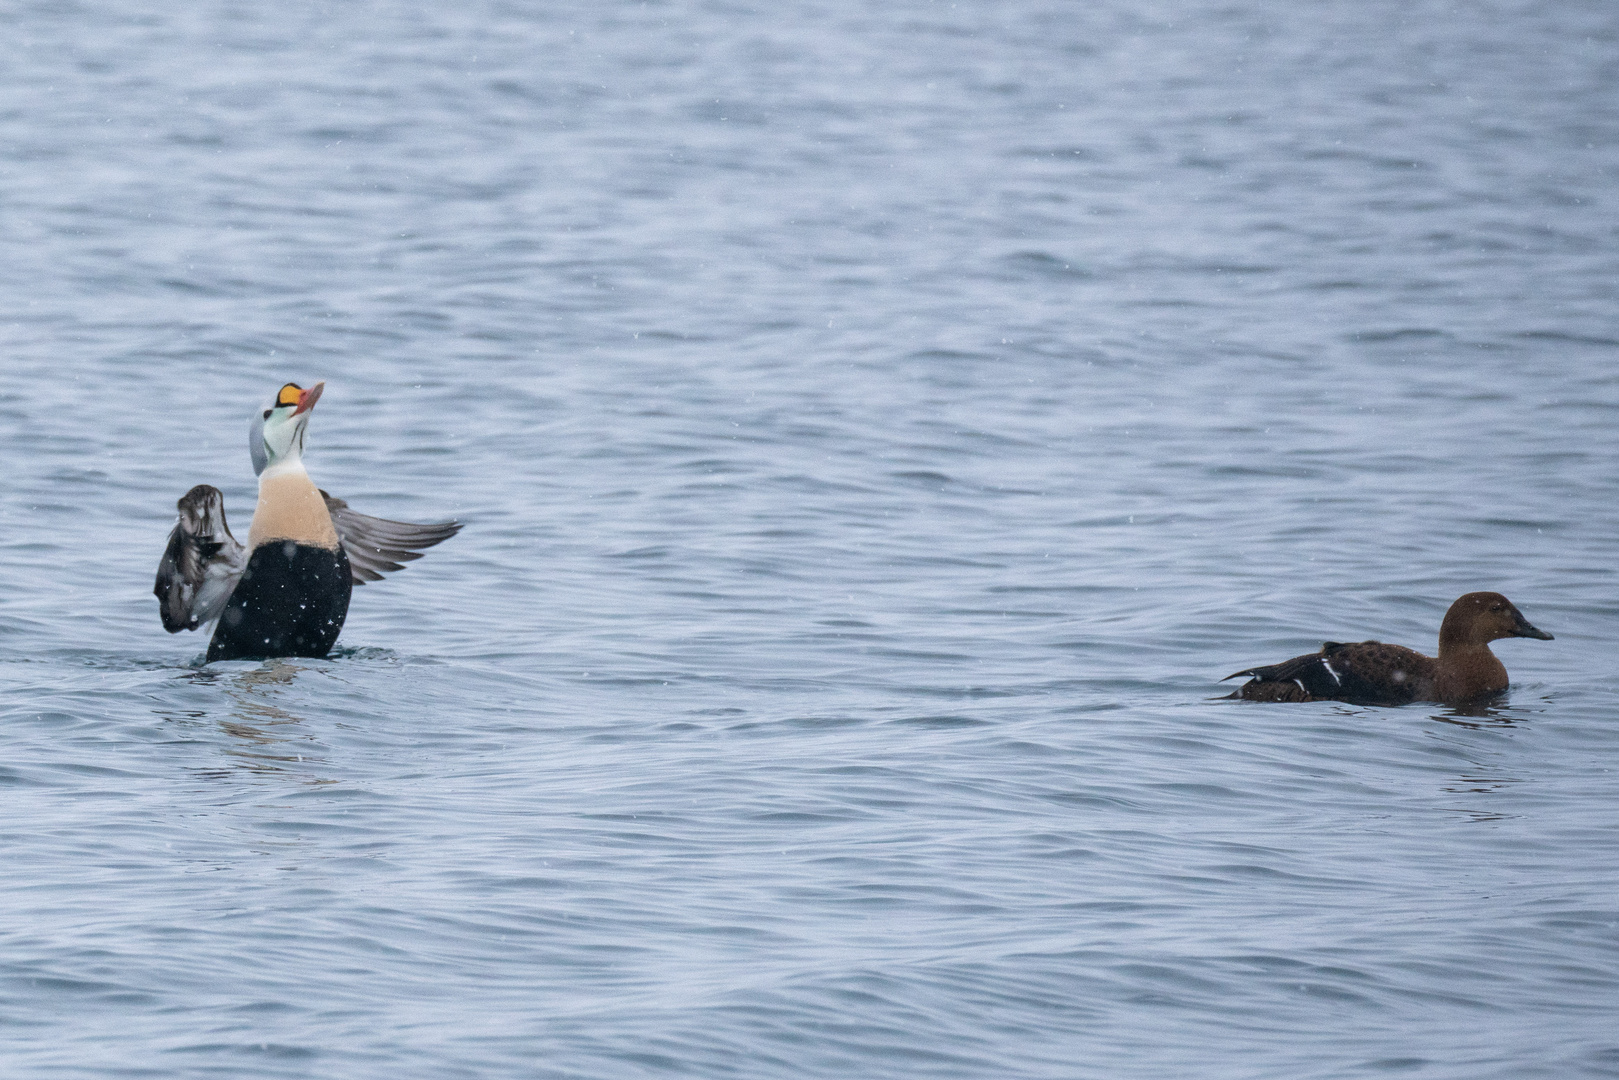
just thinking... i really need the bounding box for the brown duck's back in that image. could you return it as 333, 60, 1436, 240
1316, 641, 1437, 704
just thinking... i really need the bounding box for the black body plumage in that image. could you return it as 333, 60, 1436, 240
205, 541, 354, 662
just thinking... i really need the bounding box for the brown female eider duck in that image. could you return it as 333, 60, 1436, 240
154, 381, 460, 662
1223, 592, 1553, 705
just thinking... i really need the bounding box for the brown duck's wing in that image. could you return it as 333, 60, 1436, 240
1224, 640, 1433, 704
1226, 640, 1435, 704
321, 490, 462, 585
153, 484, 245, 632
1225, 649, 1327, 686
1224, 646, 1338, 701
1318, 641, 1434, 705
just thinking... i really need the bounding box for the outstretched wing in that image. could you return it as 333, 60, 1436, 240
321, 490, 462, 585
154, 523, 197, 633
154, 484, 247, 632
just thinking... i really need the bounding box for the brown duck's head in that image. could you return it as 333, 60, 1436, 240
1439, 592, 1554, 647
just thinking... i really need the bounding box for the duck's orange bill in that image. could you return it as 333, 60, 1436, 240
293, 381, 325, 416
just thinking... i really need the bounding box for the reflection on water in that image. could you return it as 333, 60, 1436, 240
1430, 700, 1527, 727
1442, 773, 1523, 796
172, 661, 331, 780
1429, 701, 1530, 822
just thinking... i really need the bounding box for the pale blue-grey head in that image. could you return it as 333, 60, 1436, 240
249, 381, 324, 476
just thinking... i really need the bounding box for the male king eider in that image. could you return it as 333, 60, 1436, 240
1222, 592, 1553, 706
154, 381, 461, 662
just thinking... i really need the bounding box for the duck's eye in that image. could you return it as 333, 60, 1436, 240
262, 409, 273, 420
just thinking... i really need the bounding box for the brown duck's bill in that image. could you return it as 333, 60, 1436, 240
1513, 612, 1554, 640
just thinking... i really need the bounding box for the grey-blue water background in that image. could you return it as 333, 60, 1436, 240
2, 1, 1617, 1077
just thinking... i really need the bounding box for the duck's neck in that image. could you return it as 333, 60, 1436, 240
248, 459, 339, 551
1434, 637, 1508, 699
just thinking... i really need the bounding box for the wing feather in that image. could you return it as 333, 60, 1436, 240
154, 521, 196, 633
154, 485, 246, 632
1225, 640, 1432, 705
320, 491, 461, 586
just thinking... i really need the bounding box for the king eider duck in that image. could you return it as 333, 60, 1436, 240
1223, 592, 1552, 706
154, 381, 461, 663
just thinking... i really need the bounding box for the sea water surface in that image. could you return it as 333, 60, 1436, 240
3, 1, 1618, 1077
